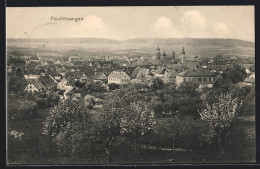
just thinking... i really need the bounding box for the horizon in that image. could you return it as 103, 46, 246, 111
6, 37, 255, 43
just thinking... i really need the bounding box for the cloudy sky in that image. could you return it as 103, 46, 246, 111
6, 6, 254, 42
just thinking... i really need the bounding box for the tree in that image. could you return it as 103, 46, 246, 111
151, 78, 164, 91
97, 94, 127, 163
224, 63, 247, 84
8, 76, 28, 93
86, 82, 107, 93
42, 100, 95, 156
157, 115, 194, 160
178, 81, 199, 98
199, 93, 241, 159
108, 83, 120, 91
120, 102, 156, 156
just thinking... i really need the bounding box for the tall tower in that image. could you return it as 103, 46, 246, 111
172, 51, 175, 61
156, 46, 161, 60
181, 47, 185, 64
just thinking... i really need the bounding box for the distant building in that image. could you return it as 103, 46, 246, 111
105, 55, 110, 61
156, 46, 161, 60
176, 69, 217, 86
108, 71, 131, 84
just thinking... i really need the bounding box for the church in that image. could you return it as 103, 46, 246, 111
155, 46, 186, 65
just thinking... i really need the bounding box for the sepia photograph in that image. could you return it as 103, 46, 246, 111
6, 6, 255, 164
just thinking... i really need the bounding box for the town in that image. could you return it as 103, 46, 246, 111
7, 43, 255, 164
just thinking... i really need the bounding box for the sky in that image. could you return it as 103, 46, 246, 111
6, 6, 255, 42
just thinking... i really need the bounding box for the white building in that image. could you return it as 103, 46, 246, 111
176, 69, 217, 87
108, 71, 131, 84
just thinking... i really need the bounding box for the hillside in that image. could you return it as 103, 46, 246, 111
123, 38, 254, 47
7, 38, 255, 59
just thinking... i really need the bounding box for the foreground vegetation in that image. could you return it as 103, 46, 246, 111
7, 76, 255, 164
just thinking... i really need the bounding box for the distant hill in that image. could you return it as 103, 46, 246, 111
7, 38, 122, 44
123, 38, 254, 47
7, 37, 254, 47
7, 37, 255, 59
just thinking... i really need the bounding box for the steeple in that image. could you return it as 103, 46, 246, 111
181, 47, 186, 64
182, 47, 185, 54
156, 46, 161, 60
172, 51, 175, 61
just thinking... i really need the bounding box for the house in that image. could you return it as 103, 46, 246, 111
108, 71, 131, 84
132, 68, 148, 78
7, 66, 13, 73
208, 59, 214, 64
24, 79, 46, 93
24, 74, 40, 80
57, 78, 68, 90
120, 61, 130, 67
67, 72, 88, 83
93, 62, 102, 69
39, 75, 57, 91
130, 78, 144, 84
92, 72, 107, 82
176, 69, 217, 86
154, 67, 169, 78
51, 73, 62, 81
132, 68, 154, 81
54, 60, 61, 64
102, 63, 112, 69
243, 78, 255, 86
249, 72, 255, 79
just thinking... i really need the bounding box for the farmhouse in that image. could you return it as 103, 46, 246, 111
24, 79, 46, 93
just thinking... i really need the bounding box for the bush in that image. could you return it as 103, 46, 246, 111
108, 83, 120, 91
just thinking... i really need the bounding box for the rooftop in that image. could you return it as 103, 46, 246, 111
108, 71, 130, 79
178, 69, 216, 77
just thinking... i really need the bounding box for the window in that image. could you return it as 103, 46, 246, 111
198, 78, 202, 82
203, 78, 207, 82
30, 86, 32, 89
184, 78, 186, 82
213, 78, 216, 81
209, 78, 211, 81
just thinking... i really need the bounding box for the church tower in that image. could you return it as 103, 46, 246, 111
172, 51, 175, 61
181, 47, 186, 64
156, 46, 161, 60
